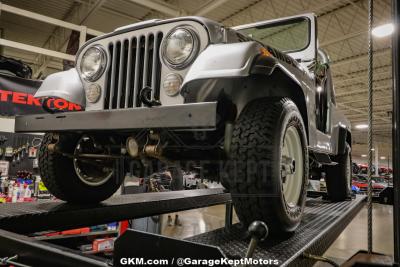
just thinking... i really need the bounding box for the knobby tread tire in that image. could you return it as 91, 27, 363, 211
223, 97, 308, 232
39, 133, 69, 200
39, 133, 123, 203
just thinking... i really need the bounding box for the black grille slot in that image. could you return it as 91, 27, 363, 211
104, 32, 163, 109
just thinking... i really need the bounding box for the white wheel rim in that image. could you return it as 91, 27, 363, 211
281, 126, 304, 208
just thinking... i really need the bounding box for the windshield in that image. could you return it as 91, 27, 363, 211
237, 17, 310, 53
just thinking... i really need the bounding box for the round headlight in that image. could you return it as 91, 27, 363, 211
162, 27, 199, 69
80, 46, 106, 81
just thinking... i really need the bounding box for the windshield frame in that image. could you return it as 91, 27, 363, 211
233, 13, 317, 62
235, 16, 311, 54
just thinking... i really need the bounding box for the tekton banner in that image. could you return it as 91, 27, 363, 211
0, 73, 81, 116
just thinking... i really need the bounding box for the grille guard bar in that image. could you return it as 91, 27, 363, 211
14, 102, 217, 133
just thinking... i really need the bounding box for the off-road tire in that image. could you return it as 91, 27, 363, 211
325, 144, 352, 201
39, 133, 124, 203
223, 97, 309, 232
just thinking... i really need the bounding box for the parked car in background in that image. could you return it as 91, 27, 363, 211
352, 162, 360, 174
352, 175, 385, 197
351, 184, 360, 194
378, 166, 392, 176
372, 176, 389, 188
355, 163, 392, 176
357, 164, 374, 175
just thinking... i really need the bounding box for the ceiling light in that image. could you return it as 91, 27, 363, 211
355, 123, 368, 129
371, 148, 375, 151
317, 86, 322, 93
372, 23, 394, 38
361, 154, 367, 157
380, 156, 386, 160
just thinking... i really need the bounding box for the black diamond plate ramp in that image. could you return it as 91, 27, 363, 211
186, 195, 366, 267
0, 188, 230, 234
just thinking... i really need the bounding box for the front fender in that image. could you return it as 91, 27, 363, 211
182, 41, 308, 89
181, 41, 314, 145
181, 42, 262, 88
35, 68, 85, 107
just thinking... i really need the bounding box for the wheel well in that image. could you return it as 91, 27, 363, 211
183, 70, 310, 145
248, 69, 310, 143
284, 81, 309, 143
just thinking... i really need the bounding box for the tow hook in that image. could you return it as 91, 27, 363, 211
139, 87, 161, 107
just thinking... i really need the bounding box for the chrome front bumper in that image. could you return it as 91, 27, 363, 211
15, 102, 217, 132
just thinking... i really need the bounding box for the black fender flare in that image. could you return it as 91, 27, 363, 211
246, 54, 310, 140
336, 125, 351, 155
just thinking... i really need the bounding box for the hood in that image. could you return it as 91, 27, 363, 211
78, 16, 225, 56
114, 19, 161, 31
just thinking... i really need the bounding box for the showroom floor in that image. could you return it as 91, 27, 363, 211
317, 203, 394, 266
161, 202, 393, 265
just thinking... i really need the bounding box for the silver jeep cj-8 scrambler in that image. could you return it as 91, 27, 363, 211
15, 13, 352, 232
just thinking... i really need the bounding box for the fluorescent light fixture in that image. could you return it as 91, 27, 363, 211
380, 156, 386, 160
355, 123, 368, 129
371, 148, 375, 151
372, 23, 394, 38
361, 154, 367, 157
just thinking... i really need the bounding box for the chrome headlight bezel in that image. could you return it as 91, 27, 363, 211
80, 45, 107, 82
161, 27, 200, 70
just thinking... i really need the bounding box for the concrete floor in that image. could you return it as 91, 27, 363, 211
161, 204, 238, 239
160, 202, 394, 265
316, 203, 394, 266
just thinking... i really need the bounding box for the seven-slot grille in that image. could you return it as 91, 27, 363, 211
104, 32, 163, 109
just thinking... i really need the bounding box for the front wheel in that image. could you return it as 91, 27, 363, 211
223, 98, 309, 232
39, 133, 124, 203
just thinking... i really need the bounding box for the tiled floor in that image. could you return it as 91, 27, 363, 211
160, 202, 394, 265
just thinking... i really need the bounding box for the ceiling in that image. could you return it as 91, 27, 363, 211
0, 0, 394, 163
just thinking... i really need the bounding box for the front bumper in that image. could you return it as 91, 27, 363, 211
15, 102, 217, 132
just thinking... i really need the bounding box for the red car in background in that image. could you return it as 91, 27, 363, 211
357, 163, 392, 176
378, 166, 392, 175
352, 175, 386, 197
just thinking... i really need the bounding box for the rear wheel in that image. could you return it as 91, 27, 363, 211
39, 133, 124, 203
325, 144, 352, 201
223, 98, 308, 232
